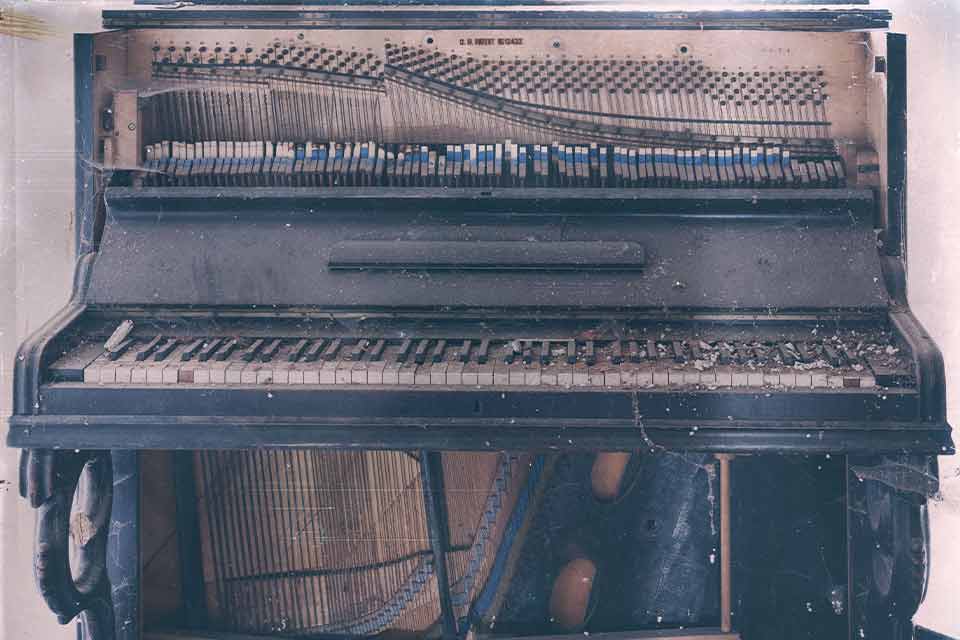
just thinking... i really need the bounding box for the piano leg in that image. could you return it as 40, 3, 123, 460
20, 448, 116, 640
848, 454, 935, 640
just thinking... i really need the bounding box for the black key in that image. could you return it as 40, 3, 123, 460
396, 338, 414, 363
180, 338, 206, 361
540, 340, 551, 365
566, 340, 577, 365
584, 341, 596, 366
366, 339, 386, 361
611, 340, 623, 365
260, 339, 282, 362
241, 338, 266, 362
795, 341, 814, 364
322, 338, 342, 361
153, 338, 179, 362
841, 344, 859, 365
672, 340, 685, 363
717, 342, 733, 365
431, 339, 447, 363
106, 338, 135, 361
778, 343, 797, 366
135, 335, 164, 362
288, 339, 310, 362
522, 341, 534, 365
628, 340, 641, 363
414, 339, 431, 364
458, 340, 473, 363
477, 339, 490, 364
752, 344, 769, 365
213, 338, 239, 362
735, 342, 752, 365
822, 343, 842, 367
646, 339, 657, 360
689, 341, 702, 361
197, 338, 223, 362
504, 341, 519, 364
348, 340, 367, 362
304, 339, 327, 362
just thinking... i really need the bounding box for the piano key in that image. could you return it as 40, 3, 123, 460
646, 339, 657, 360
457, 339, 472, 363
106, 338, 135, 361
135, 336, 164, 361
241, 338, 266, 362
396, 338, 414, 362
584, 341, 596, 366
566, 340, 577, 365
288, 338, 310, 362
628, 340, 641, 363
321, 338, 342, 362
104, 320, 135, 353
303, 338, 326, 362
153, 338, 179, 361
431, 339, 447, 363
672, 340, 686, 363
477, 339, 490, 364
259, 338, 282, 362
366, 339, 386, 361
197, 337, 223, 362
540, 340, 551, 365
348, 340, 366, 362
414, 339, 431, 364
180, 338, 206, 361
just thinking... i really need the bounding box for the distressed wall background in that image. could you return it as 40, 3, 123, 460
1, 1, 958, 637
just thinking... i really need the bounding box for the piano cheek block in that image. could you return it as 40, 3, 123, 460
326, 240, 646, 272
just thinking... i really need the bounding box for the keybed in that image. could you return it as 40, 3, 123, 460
140, 139, 846, 189
73, 330, 913, 390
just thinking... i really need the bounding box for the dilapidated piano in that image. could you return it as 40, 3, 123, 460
9, 4, 953, 640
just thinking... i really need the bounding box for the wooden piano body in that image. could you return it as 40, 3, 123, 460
8, 5, 952, 640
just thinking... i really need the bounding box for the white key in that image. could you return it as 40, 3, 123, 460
131, 366, 147, 384
271, 365, 291, 385
225, 363, 244, 384
462, 363, 479, 386
446, 363, 463, 386
83, 359, 103, 384
860, 374, 877, 388
493, 363, 509, 386
653, 370, 670, 387
100, 364, 118, 384
508, 365, 525, 386
367, 362, 385, 385
115, 364, 133, 384
731, 371, 749, 387
828, 374, 843, 389
557, 367, 573, 388
162, 365, 179, 384
303, 367, 320, 385
319, 361, 338, 384
747, 372, 764, 387
477, 364, 494, 386
288, 366, 305, 385
194, 367, 211, 385
335, 361, 353, 384
763, 372, 780, 386
414, 365, 431, 385
779, 371, 797, 387
683, 370, 701, 385
620, 366, 637, 387
540, 366, 558, 386
811, 372, 828, 388
699, 370, 717, 386
147, 365, 165, 385
795, 372, 812, 388
256, 368, 274, 384
350, 362, 368, 385
240, 366, 258, 385
431, 363, 447, 385
399, 364, 417, 385
587, 367, 605, 387
572, 365, 589, 387
525, 366, 541, 386
714, 369, 732, 387
383, 362, 401, 385
210, 361, 230, 385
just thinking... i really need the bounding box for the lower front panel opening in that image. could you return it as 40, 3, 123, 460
140, 449, 852, 640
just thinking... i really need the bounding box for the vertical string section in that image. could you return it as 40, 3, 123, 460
419, 451, 459, 639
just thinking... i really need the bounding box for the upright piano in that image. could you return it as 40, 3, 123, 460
9, 5, 953, 640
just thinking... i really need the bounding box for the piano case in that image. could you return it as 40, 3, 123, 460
8, 5, 953, 640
